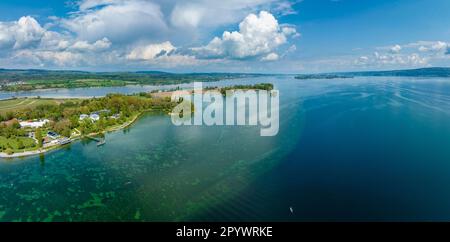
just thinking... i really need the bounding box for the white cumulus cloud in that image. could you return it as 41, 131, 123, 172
0, 16, 114, 67
261, 52, 279, 61
169, 0, 294, 29
356, 51, 428, 68
191, 11, 297, 60
127, 41, 176, 60
0, 16, 45, 50
70, 38, 112, 52
127, 41, 198, 67
405, 41, 449, 53
389, 44, 402, 54
0, 1, 301, 70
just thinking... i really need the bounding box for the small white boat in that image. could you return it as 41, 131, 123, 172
97, 140, 106, 146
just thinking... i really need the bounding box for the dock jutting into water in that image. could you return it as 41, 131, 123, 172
86, 136, 106, 146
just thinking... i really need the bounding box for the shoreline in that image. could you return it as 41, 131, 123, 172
0, 84, 268, 159
0, 148, 48, 158
0, 110, 148, 159
0, 82, 200, 100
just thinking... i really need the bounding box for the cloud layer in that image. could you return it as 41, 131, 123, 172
61, 0, 168, 44
0, 0, 299, 70
1, 0, 449, 72
352, 41, 450, 70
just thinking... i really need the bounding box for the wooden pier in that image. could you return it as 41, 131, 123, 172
86, 136, 106, 146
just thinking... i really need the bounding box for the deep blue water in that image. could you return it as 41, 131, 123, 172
2, 76, 450, 221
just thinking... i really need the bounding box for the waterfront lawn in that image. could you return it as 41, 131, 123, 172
0, 136, 36, 153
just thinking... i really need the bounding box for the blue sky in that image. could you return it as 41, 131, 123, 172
0, 0, 449, 73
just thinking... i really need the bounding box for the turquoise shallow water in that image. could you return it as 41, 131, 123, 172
2, 76, 450, 221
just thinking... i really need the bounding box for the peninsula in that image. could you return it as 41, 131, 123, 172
0, 83, 274, 158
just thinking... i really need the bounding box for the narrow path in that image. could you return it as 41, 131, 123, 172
27, 100, 37, 105
0, 99, 40, 112
0, 99, 30, 110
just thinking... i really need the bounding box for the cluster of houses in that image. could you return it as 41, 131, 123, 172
79, 109, 120, 122
3, 81, 25, 86
3, 109, 121, 149
79, 113, 100, 122
11, 119, 71, 147
6, 110, 118, 130
16, 117, 76, 147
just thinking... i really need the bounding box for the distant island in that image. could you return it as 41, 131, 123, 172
295, 74, 353, 80
205, 83, 274, 95
0, 69, 269, 92
295, 67, 450, 80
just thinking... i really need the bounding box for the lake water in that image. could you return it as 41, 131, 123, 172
2, 75, 450, 221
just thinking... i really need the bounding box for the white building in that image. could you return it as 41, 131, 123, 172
19, 119, 49, 128
90, 114, 100, 121
80, 113, 100, 122
111, 113, 121, 119
79, 114, 89, 121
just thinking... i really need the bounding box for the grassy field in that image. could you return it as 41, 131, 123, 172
25, 79, 133, 89
0, 98, 80, 115
3, 79, 134, 91
0, 136, 36, 152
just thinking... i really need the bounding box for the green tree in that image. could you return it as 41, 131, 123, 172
5, 112, 14, 120
98, 117, 106, 130
35, 128, 43, 148
69, 116, 79, 128
5, 148, 13, 155
53, 119, 71, 137
11, 120, 21, 129
17, 139, 24, 149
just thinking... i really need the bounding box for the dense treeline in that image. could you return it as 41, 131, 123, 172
3, 79, 129, 92
295, 74, 353, 80
218, 83, 274, 95
0, 120, 32, 153
0, 120, 24, 138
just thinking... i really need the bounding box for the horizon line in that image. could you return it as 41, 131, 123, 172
1, 66, 450, 76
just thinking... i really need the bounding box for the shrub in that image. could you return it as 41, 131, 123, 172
5, 148, 13, 155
